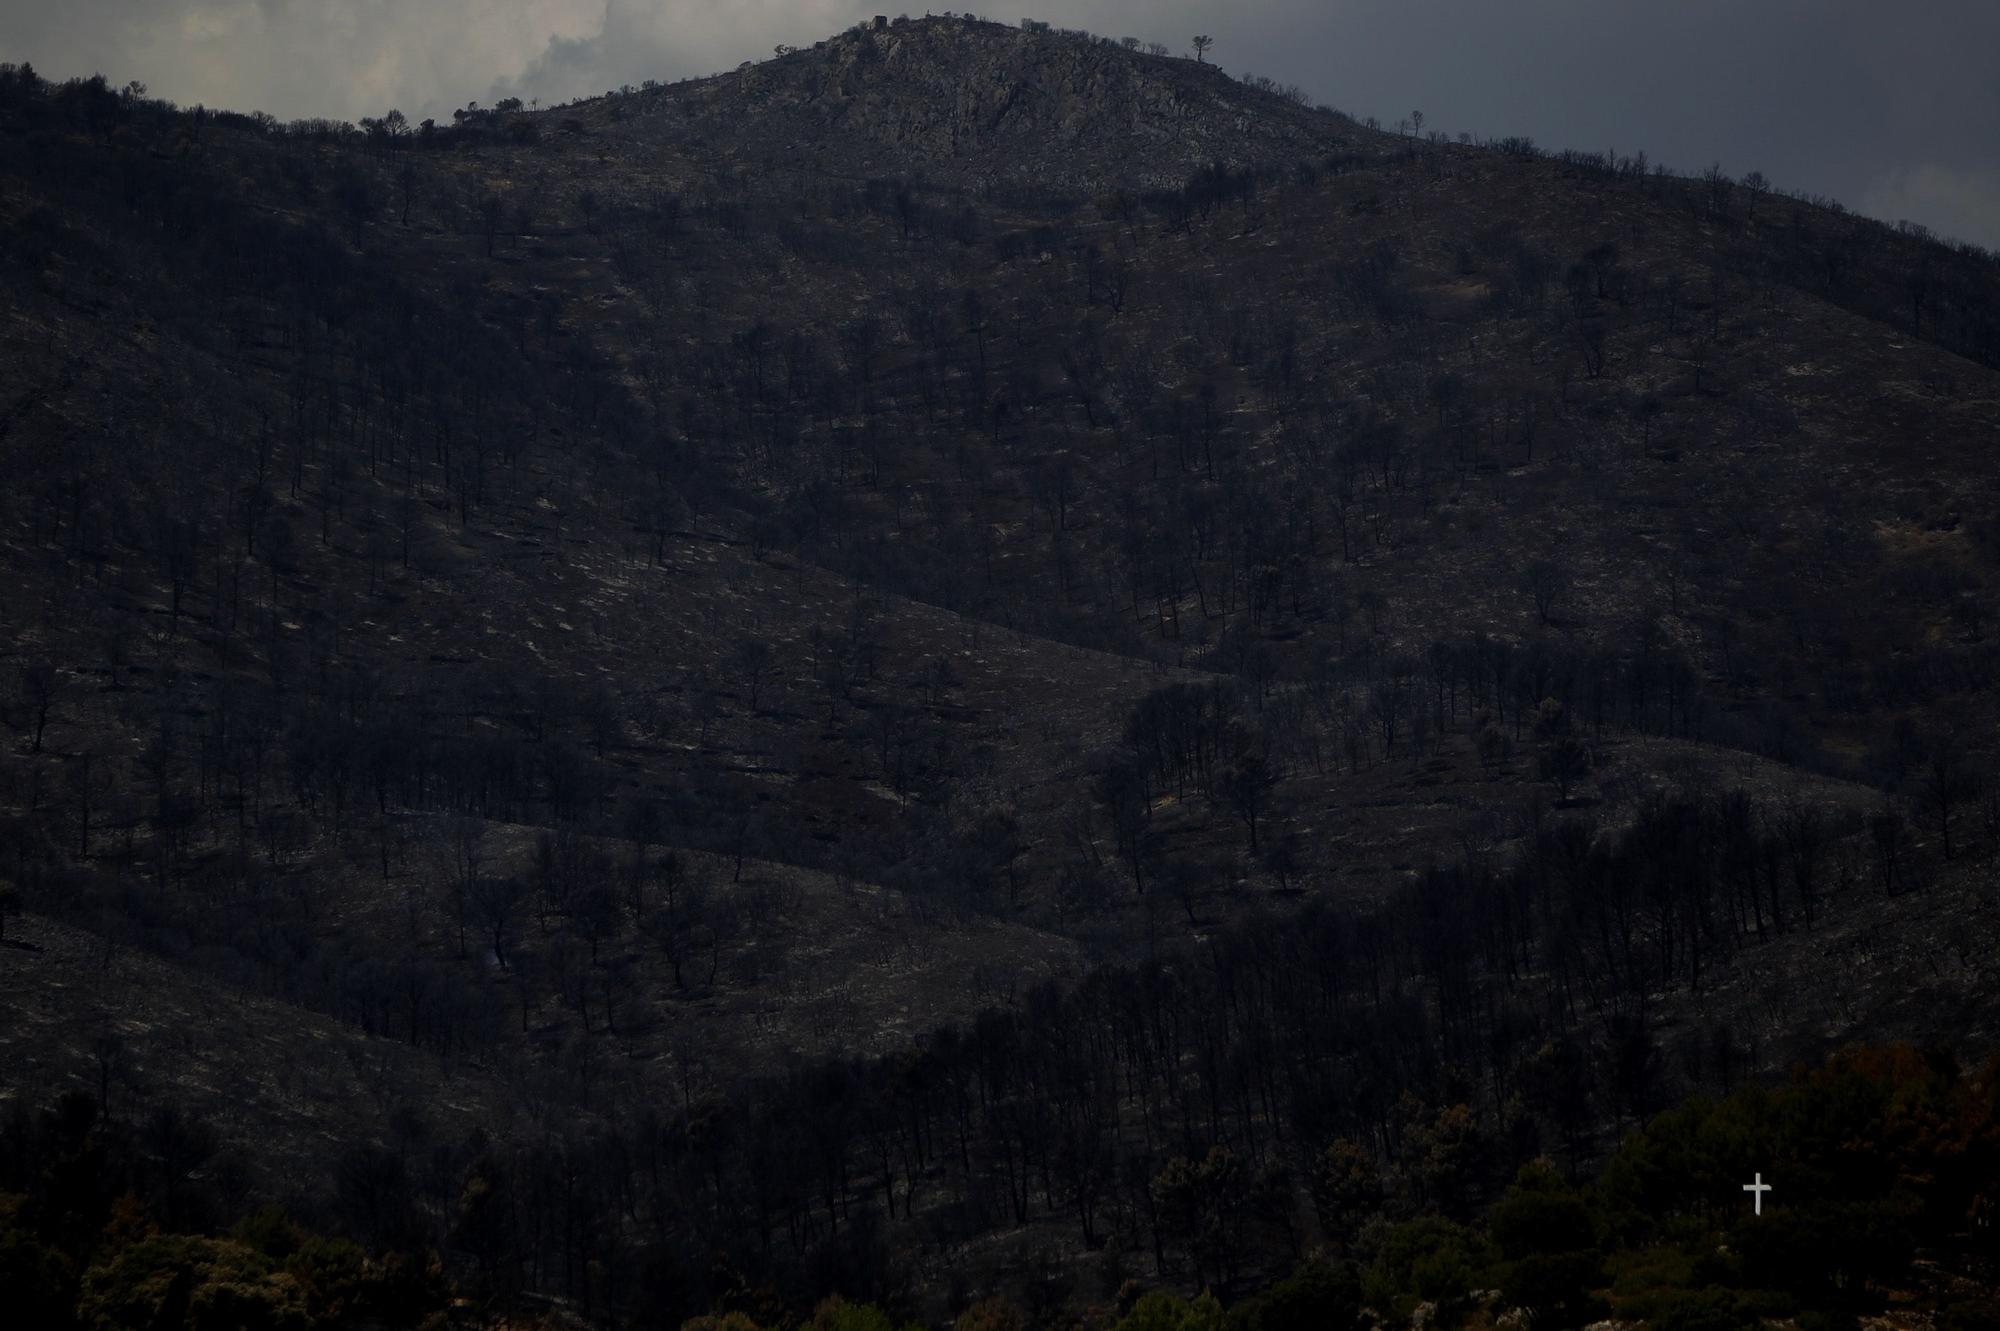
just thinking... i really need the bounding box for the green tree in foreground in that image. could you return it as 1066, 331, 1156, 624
1362, 1216, 1491, 1327
77, 1234, 312, 1331
1310, 1138, 1383, 1253
1225, 1259, 1361, 1331
1489, 1160, 1605, 1328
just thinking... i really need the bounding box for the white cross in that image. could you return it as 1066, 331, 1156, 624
1744, 1172, 1772, 1216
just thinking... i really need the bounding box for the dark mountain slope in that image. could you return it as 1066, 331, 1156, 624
2, 29, 2000, 1322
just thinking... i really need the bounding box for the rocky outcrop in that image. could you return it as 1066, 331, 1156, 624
609, 16, 1366, 192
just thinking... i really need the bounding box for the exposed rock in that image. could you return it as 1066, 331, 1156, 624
599, 15, 1371, 193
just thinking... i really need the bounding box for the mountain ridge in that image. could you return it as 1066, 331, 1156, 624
553, 14, 1370, 192
1, 28, 1999, 1325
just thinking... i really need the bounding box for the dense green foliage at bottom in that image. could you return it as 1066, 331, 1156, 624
3, 1044, 1996, 1328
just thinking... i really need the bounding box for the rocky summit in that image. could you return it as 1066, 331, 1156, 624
592, 15, 1357, 189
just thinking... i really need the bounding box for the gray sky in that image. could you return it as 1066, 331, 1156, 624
5, 1, 1997, 248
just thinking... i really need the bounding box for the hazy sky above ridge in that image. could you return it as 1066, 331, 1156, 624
4, 0, 1996, 247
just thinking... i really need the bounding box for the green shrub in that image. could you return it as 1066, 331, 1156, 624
1115, 1290, 1226, 1331
681, 1314, 767, 1331
1226, 1259, 1361, 1331
953, 1296, 1026, 1331
1490, 1160, 1604, 1325
1489, 1161, 1597, 1260
1364, 1217, 1491, 1326
1731, 1287, 1796, 1321
1648, 1285, 1756, 1331
77, 1234, 311, 1331
1795, 1310, 1859, 1331
811, 1295, 922, 1331
1939, 1301, 2000, 1331
1500, 1252, 1605, 1327
1606, 1244, 1695, 1298
0, 1207, 77, 1331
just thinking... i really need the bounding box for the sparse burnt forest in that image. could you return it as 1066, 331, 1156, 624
1, 16, 1999, 1329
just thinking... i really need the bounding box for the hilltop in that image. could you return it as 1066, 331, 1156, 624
588, 15, 1363, 191
1, 19, 1999, 1325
